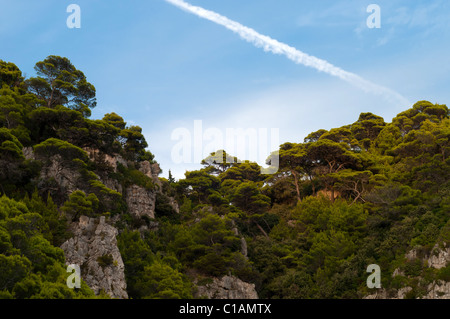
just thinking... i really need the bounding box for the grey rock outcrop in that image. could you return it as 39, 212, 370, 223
22, 147, 35, 160
125, 185, 156, 219
124, 160, 181, 219
364, 287, 414, 299
364, 290, 390, 299
428, 243, 450, 269
168, 196, 180, 214
365, 243, 449, 299
231, 220, 248, 258
101, 176, 123, 194
61, 216, 128, 299
83, 147, 127, 173
195, 276, 258, 299
35, 147, 183, 299
39, 154, 81, 194
397, 287, 413, 299
139, 161, 162, 189
423, 281, 450, 299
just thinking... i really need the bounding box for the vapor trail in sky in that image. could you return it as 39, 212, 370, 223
164, 0, 409, 106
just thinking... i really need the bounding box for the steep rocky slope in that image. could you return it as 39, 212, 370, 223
41, 148, 255, 299
61, 216, 128, 298
365, 244, 450, 299
195, 276, 258, 299
26, 145, 168, 298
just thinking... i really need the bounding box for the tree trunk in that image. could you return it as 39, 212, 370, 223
292, 170, 301, 202
255, 222, 269, 238
309, 175, 316, 196
48, 80, 56, 108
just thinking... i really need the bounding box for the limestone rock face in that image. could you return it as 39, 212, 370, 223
363, 290, 389, 299
231, 220, 248, 258
423, 281, 450, 299
364, 287, 415, 299
365, 244, 449, 299
61, 216, 128, 299
168, 196, 180, 214
195, 276, 258, 299
397, 287, 413, 299
101, 176, 123, 194
428, 243, 450, 269
127, 160, 181, 217
39, 154, 80, 194
22, 147, 35, 160
125, 185, 156, 219
32, 147, 183, 299
83, 147, 127, 172
139, 161, 162, 189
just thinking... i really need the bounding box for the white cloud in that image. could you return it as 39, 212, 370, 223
147, 78, 407, 180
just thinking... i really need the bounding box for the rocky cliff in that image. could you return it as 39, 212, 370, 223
61, 216, 128, 299
195, 276, 259, 299
365, 243, 450, 299
30, 145, 179, 299
422, 243, 450, 299
125, 185, 156, 220
427, 243, 450, 270
25, 146, 261, 300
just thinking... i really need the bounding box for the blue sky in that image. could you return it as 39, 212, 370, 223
1, 0, 450, 179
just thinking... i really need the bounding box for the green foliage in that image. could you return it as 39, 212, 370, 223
0, 61, 24, 89
22, 191, 71, 247
87, 180, 124, 215
102, 112, 126, 130
120, 125, 149, 161
201, 150, 239, 174
167, 213, 247, 277
25, 55, 96, 116
177, 169, 221, 205
118, 229, 193, 299
304, 129, 327, 143
0, 127, 24, 159
168, 170, 176, 184
231, 181, 270, 215
351, 112, 386, 150
163, 101, 449, 299
219, 161, 265, 182
0, 254, 31, 291
61, 190, 99, 221
0, 128, 28, 195
0, 86, 31, 144
155, 193, 179, 223
116, 163, 154, 191
97, 254, 114, 268
392, 101, 448, 136
1, 56, 450, 300
403, 259, 423, 277
34, 138, 88, 163
0, 196, 95, 298
267, 270, 317, 299
136, 261, 193, 299
437, 219, 450, 248
437, 265, 450, 281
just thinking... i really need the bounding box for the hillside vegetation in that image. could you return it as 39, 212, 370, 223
0, 56, 449, 299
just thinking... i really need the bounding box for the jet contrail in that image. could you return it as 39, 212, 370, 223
164, 0, 409, 106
